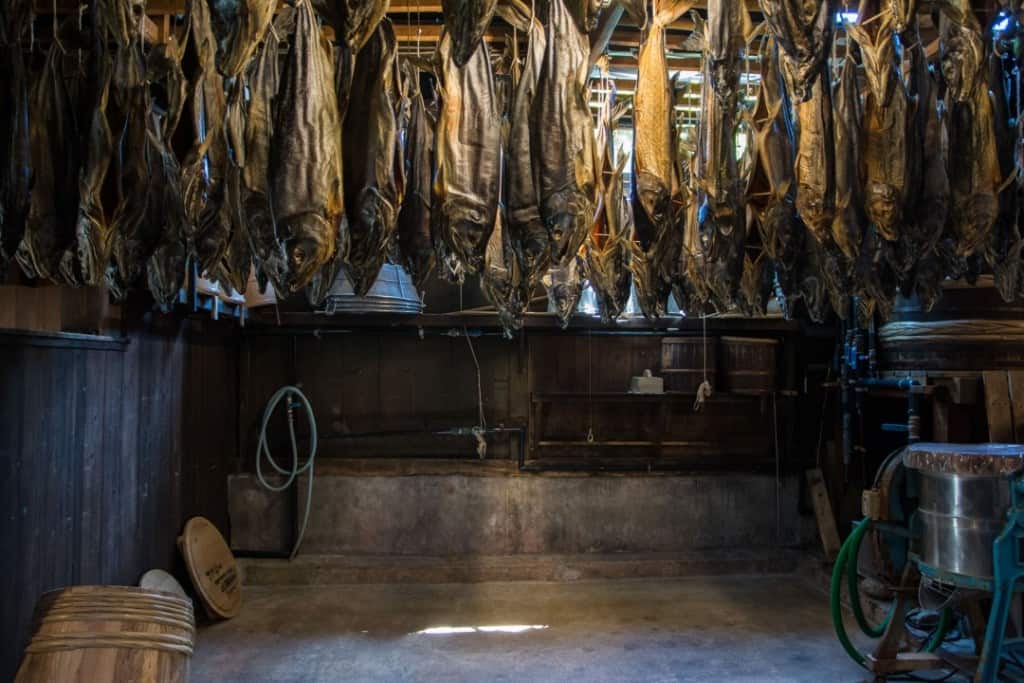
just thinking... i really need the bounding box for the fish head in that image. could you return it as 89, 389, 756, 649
634, 172, 673, 233
865, 183, 901, 241
542, 260, 582, 326
284, 213, 336, 292
955, 194, 999, 256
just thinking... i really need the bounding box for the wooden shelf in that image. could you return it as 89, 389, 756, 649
531, 390, 777, 402
245, 309, 804, 335
0, 328, 129, 351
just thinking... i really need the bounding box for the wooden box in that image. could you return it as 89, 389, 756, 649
660, 337, 717, 393
719, 336, 779, 394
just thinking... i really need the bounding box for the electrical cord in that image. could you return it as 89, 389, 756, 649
255, 385, 318, 560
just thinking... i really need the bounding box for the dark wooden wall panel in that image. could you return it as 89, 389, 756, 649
240, 333, 528, 460
237, 329, 794, 469
0, 317, 239, 682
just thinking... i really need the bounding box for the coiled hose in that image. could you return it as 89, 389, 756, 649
255, 386, 318, 560
830, 517, 950, 668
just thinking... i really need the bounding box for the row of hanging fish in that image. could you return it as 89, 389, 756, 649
617, 0, 1024, 327
435, 0, 1024, 332
1, 0, 1021, 332
0, 0, 411, 310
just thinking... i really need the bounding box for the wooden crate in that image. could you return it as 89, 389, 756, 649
660, 337, 717, 393
719, 336, 779, 394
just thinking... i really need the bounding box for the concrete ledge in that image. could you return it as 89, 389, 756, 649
239, 548, 803, 585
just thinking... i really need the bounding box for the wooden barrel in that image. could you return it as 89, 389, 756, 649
879, 278, 1024, 371
15, 586, 195, 683
661, 337, 716, 392
719, 337, 778, 394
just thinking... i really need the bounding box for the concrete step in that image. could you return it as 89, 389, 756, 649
239, 548, 803, 585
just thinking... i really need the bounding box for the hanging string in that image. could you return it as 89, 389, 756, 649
415, 0, 422, 56
694, 312, 713, 411
586, 329, 595, 443
458, 280, 487, 456
772, 391, 781, 542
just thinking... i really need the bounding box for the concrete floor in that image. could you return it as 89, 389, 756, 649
192, 576, 874, 683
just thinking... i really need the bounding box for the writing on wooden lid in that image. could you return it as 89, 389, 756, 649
178, 516, 242, 619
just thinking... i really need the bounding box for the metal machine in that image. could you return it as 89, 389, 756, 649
832, 442, 1024, 682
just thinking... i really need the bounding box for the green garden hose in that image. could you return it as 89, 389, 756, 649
830, 518, 951, 669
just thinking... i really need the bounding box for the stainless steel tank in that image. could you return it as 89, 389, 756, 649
904, 443, 1024, 580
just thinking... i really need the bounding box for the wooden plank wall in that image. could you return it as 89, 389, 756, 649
238, 330, 800, 469
0, 315, 239, 681
239, 332, 529, 461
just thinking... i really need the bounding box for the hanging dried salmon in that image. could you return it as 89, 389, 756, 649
0, 0, 32, 276
17, 21, 84, 283
397, 61, 437, 290
269, 0, 345, 294
534, 0, 595, 266
500, 0, 549, 284
940, 4, 1000, 259
434, 32, 501, 279
848, 3, 911, 242
340, 20, 404, 296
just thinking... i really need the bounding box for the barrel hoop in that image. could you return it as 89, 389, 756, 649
878, 319, 1024, 344
26, 632, 194, 656
38, 612, 196, 630
40, 599, 193, 616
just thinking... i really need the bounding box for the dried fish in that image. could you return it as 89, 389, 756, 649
897, 36, 948, 296
17, 27, 83, 282
397, 61, 436, 289
482, 206, 529, 335
341, 20, 403, 295
434, 32, 501, 278
634, 2, 681, 249
757, 0, 832, 102
217, 162, 253, 294
940, 8, 1000, 257
107, 86, 157, 297
0, 6, 32, 274
983, 44, 1023, 302
830, 49, 863, 260
533, 0, 595, 264
586, 153, 633, 323
65, 62, 115, 287
243, 9, 290, 295
793, 62, 835, 243
543, 257, 585, 329
441, 0, 498, 68
849, 6, 909, 241
269, 0, 345, 293
707, 0, 752, 104
631, 1, 692, 317
502, 3, 549, 283
208, 0, 276, 77
313, 0, 389, 52
145, 122, 190, 309
854, 225, 896, 322
180, 0, 230, 275
745, 36, 799, 313
738, 211, 775, 316
97, 0, 146, 89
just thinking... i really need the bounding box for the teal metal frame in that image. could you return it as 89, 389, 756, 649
977, 475, 1024, 683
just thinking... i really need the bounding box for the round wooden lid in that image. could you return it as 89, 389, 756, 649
139, 569, 189, 600
178, 516, 242, 619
